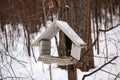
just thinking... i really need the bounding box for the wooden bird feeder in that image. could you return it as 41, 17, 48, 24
32, 19, 86, 65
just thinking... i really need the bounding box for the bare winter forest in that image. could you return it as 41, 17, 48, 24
0, 0, 120, 80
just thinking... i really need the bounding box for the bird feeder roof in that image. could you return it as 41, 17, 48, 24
32, 20, 86, 47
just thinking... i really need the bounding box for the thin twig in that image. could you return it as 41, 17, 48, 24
101, 69, 120, 79
1, 61, 13, 79
9, 61, 16, 78
43, 0, 47, 28
79, 31, 100, 62
82, 56, 118, 80
114, 72, 120, 80
104, 32, 108, 61
4, 26, 8, 52
55, 36, 59, 49
31, 47, 37, 62
0, 68, 3, 80
1, 76, 28, 80
99, 23, 120, 32
2, 51, 27, 65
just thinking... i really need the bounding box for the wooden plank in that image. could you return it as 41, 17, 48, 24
39, 40, 51, 50
55, 20, 86, 47
39, 40, 51, 55
38, 55, 77, 66
71, 44, 81, 60
40, 40, 51, 46
39, 50, 50, 55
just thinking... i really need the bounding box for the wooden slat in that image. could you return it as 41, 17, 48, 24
39, 40, 51, 50
38, 55, 77, 66
71, 44, 81, 60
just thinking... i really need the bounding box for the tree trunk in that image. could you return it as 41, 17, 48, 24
58, 0, 94, 80
73, 0, 94, 71
57, 1, 77, 80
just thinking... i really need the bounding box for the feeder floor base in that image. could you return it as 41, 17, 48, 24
38, 55, 77, 66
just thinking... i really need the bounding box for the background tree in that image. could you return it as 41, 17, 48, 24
57, 0, 94, 80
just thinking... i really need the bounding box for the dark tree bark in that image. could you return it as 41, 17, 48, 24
73, 0, 94, 71
58, 0, 94, 80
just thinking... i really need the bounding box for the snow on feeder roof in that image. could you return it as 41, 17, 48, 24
32, 20, 86, 47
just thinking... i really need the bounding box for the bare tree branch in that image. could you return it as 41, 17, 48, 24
99, 23, 120, 32
82, 56, 118, 80
0, 51, 27, 64
101, 69, 120, 79
79, 31, 100, 62
0, 68, 3, 80
114, 72, 120, 80
0, 76, 28, 80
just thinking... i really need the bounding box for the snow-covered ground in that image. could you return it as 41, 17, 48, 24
0, 22, 120, 80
